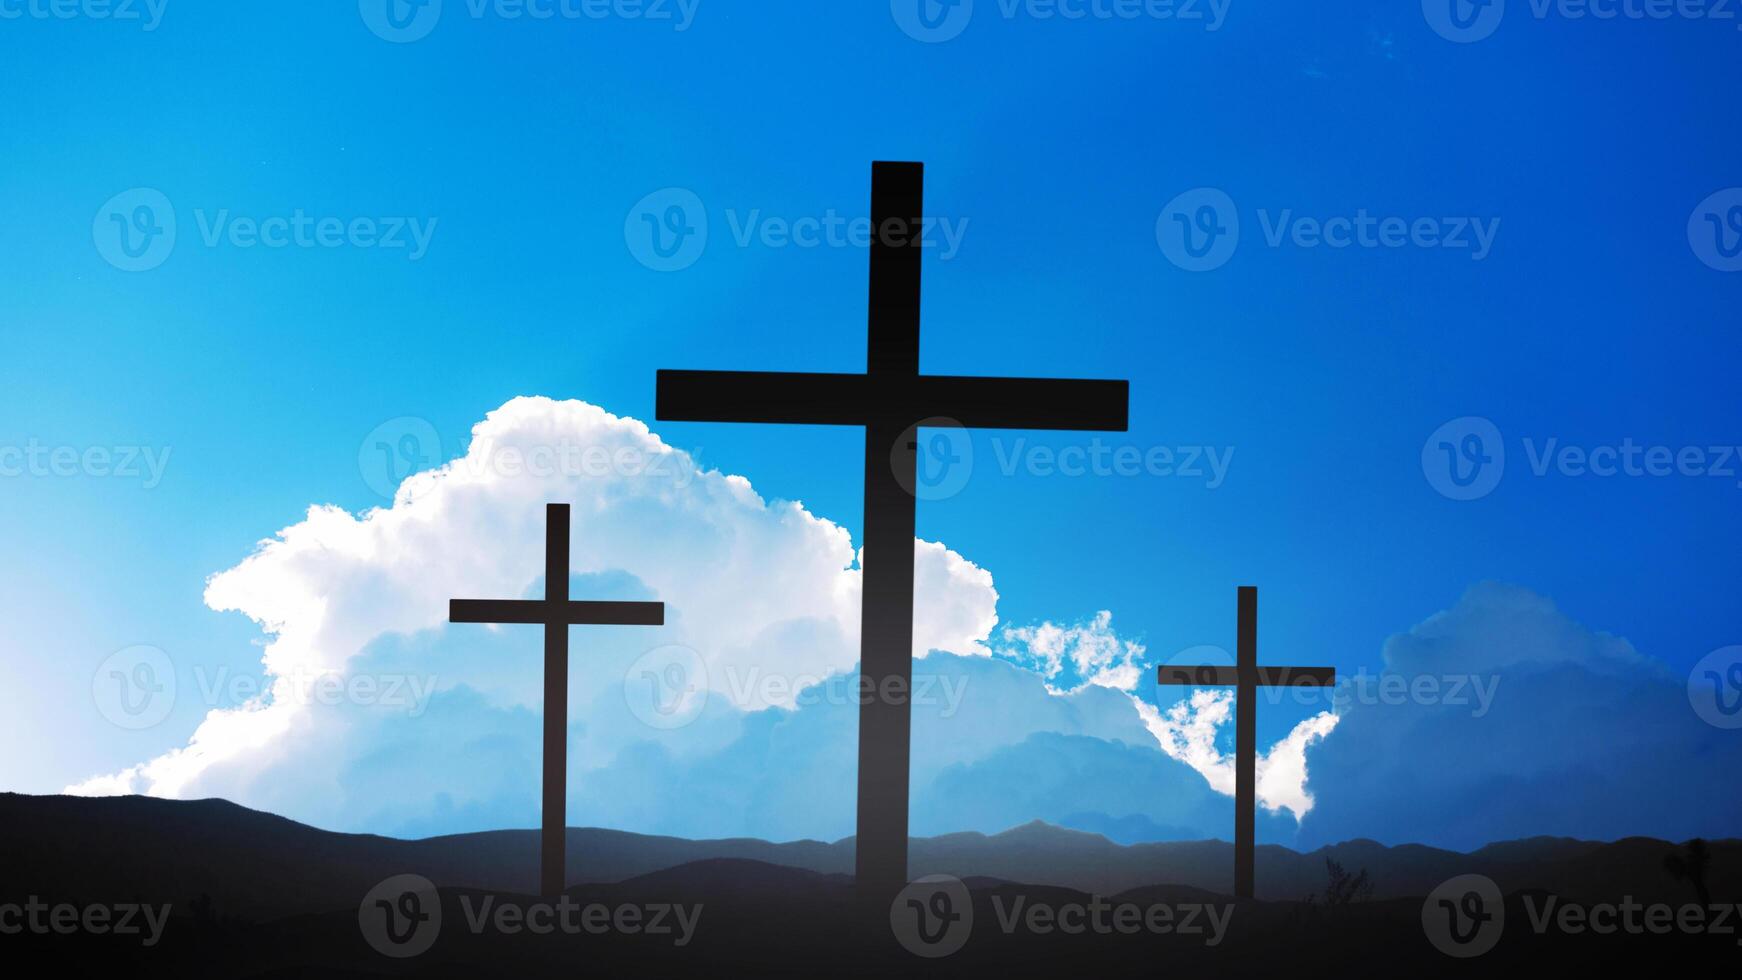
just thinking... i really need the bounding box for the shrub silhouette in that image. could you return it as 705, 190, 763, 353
1306, 858, 1373, 907
1663, 839, 1712, 906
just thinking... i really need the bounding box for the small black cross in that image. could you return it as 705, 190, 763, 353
1158, 586, 1334, 900
450, 503, 663, 897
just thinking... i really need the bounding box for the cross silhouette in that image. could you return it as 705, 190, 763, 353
1158, 586, 1334, 900
449, 503, 664, 897
656, 161, 1129, 917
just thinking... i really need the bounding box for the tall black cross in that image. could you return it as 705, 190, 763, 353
1158, 586, 1334, 900
449, 503, 664, 897
656, 161, 1129, 916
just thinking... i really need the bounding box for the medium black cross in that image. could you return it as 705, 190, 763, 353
1158, 586, 1334, 900
449, 503, 664, 897
656, 161, 1129, 916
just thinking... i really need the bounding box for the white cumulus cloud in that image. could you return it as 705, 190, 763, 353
66, 397, 1005, 814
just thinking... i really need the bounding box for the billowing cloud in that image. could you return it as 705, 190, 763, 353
65, 399, 1740, 851
1297, 581, 1742, 849
64, 397, 1224, 840
998, 610, 1147, 694
1132, 690, 1338, 820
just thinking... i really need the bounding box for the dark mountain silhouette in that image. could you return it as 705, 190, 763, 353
5, 793, 1737, 978
5, 793, 1736, 915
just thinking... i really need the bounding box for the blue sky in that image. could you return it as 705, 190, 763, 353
1, 1, 1739, 847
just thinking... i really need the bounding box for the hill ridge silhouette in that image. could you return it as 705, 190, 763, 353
5, 792, 1735, 922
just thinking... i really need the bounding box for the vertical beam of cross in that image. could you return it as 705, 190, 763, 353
450, 503, 664, 897
859, 163, 922, 919
1234, 585, 1259, 897
656, 161, 1129, 920
1158, 586, 1334, 900
542, 502, 570, 894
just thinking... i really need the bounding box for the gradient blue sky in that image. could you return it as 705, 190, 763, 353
1, 2, 1738, 844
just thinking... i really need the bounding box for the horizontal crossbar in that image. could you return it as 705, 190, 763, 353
1157, 665, 1336, 688
450, 599, 665, 627
656, 370, 1129, 432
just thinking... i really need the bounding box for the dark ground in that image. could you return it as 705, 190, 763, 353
4, 793, 1736, 977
